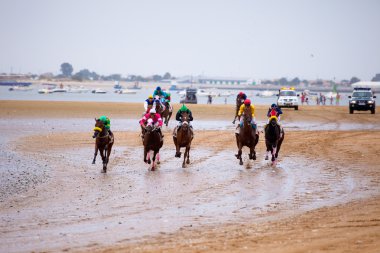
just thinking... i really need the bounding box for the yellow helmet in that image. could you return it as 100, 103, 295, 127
148, 95, 153, 99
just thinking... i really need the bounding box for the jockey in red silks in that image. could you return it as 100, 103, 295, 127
267, 103, 283, 123
139, 108, 164, 139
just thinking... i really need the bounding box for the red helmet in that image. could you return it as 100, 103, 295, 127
239, 92, 244, 96
244, 99, 251, 105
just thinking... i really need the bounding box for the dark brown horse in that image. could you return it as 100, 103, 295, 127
264, 117, 284, 164
92, 118, 114, 173
143, 118, 163, 171
173, 112, 193, 168
160, 101, 172, 126
235, 107, 259, 165
232, 96, 244, 124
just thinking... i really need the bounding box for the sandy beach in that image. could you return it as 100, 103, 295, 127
0, 100, 379, 253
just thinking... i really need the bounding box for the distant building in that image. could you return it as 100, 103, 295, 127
198, 76, 253, 85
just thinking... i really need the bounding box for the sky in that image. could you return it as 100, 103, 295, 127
0, 0, 379, 81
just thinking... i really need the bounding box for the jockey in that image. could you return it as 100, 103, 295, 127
173, 104, 194, 137
237, 91, 247, 101
233, 92, 248, 124
237, 99, 257, 129
267, 103, 282, 122
144, 95, 158, 113
139, 108, 163, 138
153, 86, 167, 99
175, 104, 193, 127
98, 115, 113, 137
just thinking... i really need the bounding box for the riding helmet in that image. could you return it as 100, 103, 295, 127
244, 99, 251, 105
180, 104, 188, 112
148, 95, 153, 99
99, 115, 107, 122
156, 86, 161, 91
271, 103, 277, 108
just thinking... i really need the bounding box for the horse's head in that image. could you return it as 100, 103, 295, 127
243, 107, 252, 124
181, 111, 189, 123
269, 116, 278, 127
93, 118, 105, 138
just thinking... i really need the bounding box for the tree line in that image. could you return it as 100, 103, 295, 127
59, 62, 173, 82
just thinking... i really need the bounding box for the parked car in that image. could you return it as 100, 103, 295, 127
348, 87, 376, 114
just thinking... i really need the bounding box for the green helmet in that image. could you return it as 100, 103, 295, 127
180, 104, 188, 112
99, 115, 107, 122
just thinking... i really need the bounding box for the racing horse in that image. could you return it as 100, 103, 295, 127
143, 118, 163, 170
92, 118, 114, 173
173, 111, 193, 168
235, 106, 259, 165
264, 116, 284, 164
160, 101, 172, 126
232, 96, 245, 124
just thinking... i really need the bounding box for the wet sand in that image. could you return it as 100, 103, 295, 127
0, 100, 379, 253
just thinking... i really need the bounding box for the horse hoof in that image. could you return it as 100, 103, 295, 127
186, 160, 190, 164
265, 156, 269, 160
239, 161, 243, 165
151, 167, 155, 171
148, 160, 151, 164
182, 164, 186, 168
157, 161, 161, 165
92, 161, 95, 164
271, 157, 275, 162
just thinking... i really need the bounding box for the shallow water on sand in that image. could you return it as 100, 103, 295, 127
0, 117, 379, 252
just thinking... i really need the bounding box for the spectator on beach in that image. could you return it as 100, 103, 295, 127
336, 93, 341, 105
329, 96, 334, 105
301, 92, 305, 105
207, 95, 212, 104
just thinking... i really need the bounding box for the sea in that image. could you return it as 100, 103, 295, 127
0, 86, 354, 106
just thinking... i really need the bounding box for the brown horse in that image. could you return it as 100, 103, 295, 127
173, 112, 193, 168
265, 117, 284, 164
232, 96, 244, 124
154, 100, 164, 116
160, 101, 172, 126
92, 118, 114, 173
235, 106, 259, 165
143, 118, 163, 171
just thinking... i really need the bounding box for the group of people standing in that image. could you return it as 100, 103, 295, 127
301, 92, 341, 106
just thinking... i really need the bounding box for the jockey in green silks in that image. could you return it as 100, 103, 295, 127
99, 115, 113, 136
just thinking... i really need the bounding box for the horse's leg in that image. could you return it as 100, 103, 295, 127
156, 152, 161, 164
167, 111, 172, 126
147, 150, 151, 164
92, 143, 98, 164
175, 144, 181, 158
99, 147, 106, 172
249, 145, 256, 160
144, 148, 148, 163
275, 132, 284, 158
104, 143, 112, 172
265, 142, 270, 160
182, 146, 188, 168
237, 143, 243, 165
271, 145, 277, 162
151, 150, 157, 171
186, 145, 190, 164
